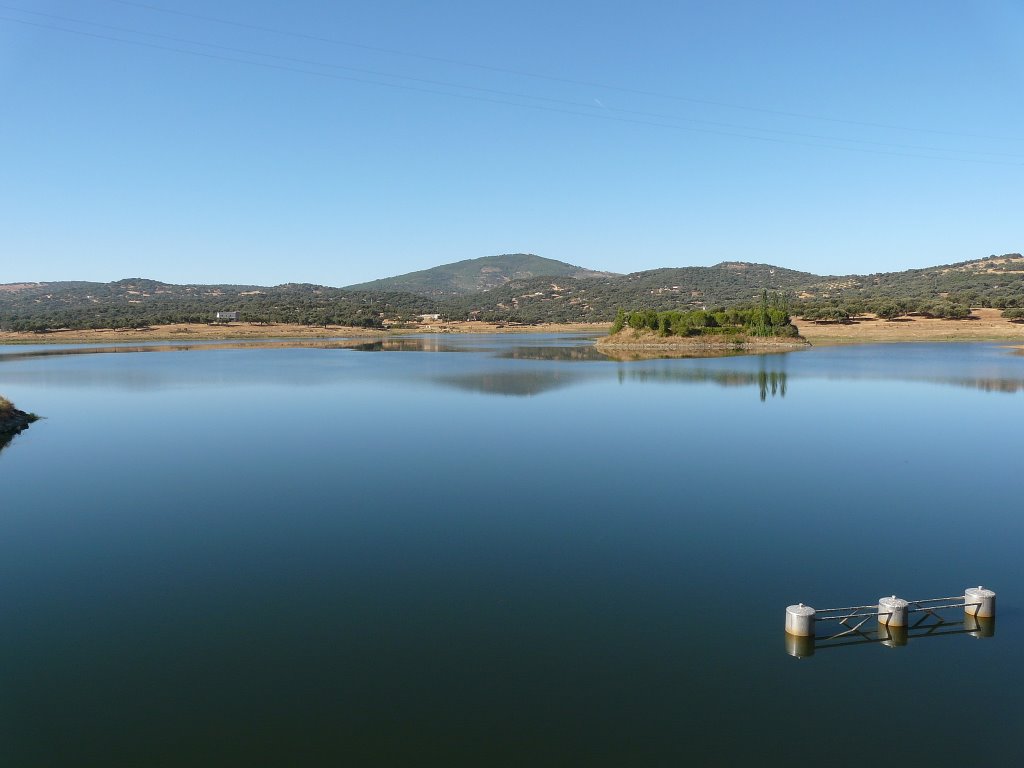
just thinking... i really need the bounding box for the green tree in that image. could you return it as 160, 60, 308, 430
610, 309, 627, 334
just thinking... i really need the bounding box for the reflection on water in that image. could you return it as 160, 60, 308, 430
431, 367, 790, 399
0, 428, 27, 455
496, 345, 611, 362
349, 337, 472, 353
0, 344, 195, 361
0, 408, 37, 455
1, 334, 1023, 765
4, 337, 1024, 402
595, 348, 751, 362
0, 339, 373, 361
759, 371, 787, 400
3, 336, 1024, 398
787, 615, 996, 658
436, 371, 581, 397
619, 367, 788, 400
349, 336, 616, 358
941, 376, 1024, 393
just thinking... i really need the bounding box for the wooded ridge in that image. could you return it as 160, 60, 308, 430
2, 252, 1022, 330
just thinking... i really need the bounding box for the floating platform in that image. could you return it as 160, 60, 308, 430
784, 586, 995, 658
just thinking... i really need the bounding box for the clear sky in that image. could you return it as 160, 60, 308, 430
1, 0, 1022, 286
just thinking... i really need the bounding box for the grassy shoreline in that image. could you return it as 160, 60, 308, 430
0, 310, 1022, 346
594, 334, 810, 360
0, 321, 611, 345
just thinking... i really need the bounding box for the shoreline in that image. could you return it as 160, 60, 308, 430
0, 398, 38, 448
0, 321, 610, 345
0, 309, 1022, 346
595, 330, 810, 359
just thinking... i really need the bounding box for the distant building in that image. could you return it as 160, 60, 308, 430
417, 313, 441, 322
215, 311, 239, 322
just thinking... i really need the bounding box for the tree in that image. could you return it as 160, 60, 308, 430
610, 309, 627, 334
875, 303, 902, 321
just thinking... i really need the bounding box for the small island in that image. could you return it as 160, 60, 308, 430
596, 297, 810, 358
0, 396, 39, 452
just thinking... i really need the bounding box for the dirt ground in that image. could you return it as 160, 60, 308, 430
1, 312, 1021, 346
0, 321, 612, 345
793, 308, 1024, 344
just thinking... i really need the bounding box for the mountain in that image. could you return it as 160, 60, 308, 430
344, 253, 615, 296
2, 253, 1021, 330
440, 254, 1024, 322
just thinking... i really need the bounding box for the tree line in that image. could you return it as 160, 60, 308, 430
610, 292, 799, 338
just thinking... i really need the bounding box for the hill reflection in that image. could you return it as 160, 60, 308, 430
435, 371, 580, 397
2, 337, 1023, 400
431, 366, 791, 399
620, 368, 788, 400
495, 345, 611, 362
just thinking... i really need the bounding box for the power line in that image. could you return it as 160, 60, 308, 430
98, 0, 1024, 144
6, 4, 1019, 159
2, 14, 1022, 168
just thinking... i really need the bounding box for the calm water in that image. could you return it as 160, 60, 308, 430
1, 335, 1021, 766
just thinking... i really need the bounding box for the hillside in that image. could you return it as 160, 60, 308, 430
345, 253, 614, 296
1, 253, 1022, 330
443, 254, 1024, 322
0, 278, 434, 331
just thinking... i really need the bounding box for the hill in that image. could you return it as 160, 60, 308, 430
344, 253, 615, 296
1, 253, 1022, 330
440, 263, 818, 323
0, 278, 434, 331
442, 254, 1024, 322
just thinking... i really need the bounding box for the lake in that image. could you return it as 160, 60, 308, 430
1, 335, 1021, 766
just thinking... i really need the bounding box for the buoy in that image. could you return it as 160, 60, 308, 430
785, 603, 815, 637
878, 596, 908, 627
964, 586, 995, 619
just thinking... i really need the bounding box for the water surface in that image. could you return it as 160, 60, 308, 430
1, 335, 1021, 765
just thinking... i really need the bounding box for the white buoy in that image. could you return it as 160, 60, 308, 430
878, 596, 908, 627
964, 586, 996, 618
785, 603, 815, 637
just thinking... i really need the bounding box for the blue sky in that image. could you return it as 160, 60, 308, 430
1, 0, 1022, 285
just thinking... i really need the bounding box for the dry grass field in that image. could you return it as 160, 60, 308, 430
0, 320, 612, 345
793, 308, 1024, 345
0, 322, 385, 345
1, 312, 1022, 347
